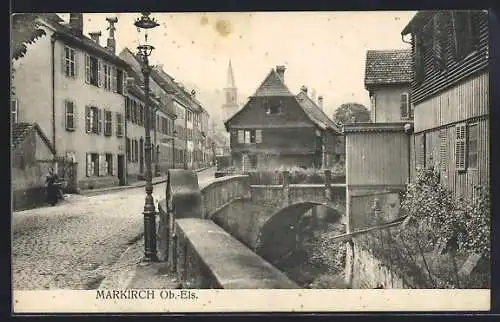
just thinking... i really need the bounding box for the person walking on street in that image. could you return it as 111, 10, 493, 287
45, 168, 59, 206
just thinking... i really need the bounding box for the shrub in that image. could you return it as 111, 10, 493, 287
457, 186, 490, 259
400, 167, 459, 251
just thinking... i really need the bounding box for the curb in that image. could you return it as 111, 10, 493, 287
79, 167, 212, 196
79, 179, 167, 196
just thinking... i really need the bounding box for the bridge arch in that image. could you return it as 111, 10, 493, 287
255, 201, 344, 267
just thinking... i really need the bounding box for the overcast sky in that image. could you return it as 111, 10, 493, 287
59, 12, 416, 116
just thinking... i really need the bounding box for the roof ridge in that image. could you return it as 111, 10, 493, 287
251, 68, 293, 97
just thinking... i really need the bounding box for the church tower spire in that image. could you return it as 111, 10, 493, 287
222, 59, 239, 122
227, 59, 237, 89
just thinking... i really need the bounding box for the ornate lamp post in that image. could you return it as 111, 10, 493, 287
135, 12, 159, 262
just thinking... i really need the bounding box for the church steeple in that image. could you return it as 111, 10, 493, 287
222, 59, 239, 122
226, 59, 237, 89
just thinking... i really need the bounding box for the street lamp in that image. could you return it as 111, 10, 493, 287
135, 12, 159, 262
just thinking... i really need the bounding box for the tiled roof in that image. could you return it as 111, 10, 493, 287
252, 69, 294, 97
11, 123, 34, 150
153, 67, 204, 113
295, 92, 342, 134
11, 122, 55, 154
225, 66, 341, 134
43, 15, 128, 68
364, 49, 413, 88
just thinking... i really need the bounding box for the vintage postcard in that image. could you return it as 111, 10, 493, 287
11, 10, 490, 313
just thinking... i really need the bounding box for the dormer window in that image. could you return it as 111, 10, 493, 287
264, 98, 282, 115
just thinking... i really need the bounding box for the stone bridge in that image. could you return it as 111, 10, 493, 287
156, 170, 417, 289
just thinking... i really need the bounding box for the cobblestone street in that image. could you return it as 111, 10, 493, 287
12, 168, 215, 290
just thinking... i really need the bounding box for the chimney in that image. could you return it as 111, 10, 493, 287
88, 31, 102, 44
69, 13, 84, 35
318, 96, 324, 110
106, 17, 118, 54
276, 65, 286, 82
300, 85, 308, 95
191, 89, 196, 98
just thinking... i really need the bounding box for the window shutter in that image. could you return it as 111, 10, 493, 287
65, 100, 75, 130
238, 130, 244, 143
62, 46, 67, 76
439, 130, 447, 172
256, 130, 262, 143
116, 112, 120, 137
98, 108, 103, 134
455, 124, 467, 171
85, 106, 90, 133
112, 66, 117, 92
73, 49, 78, 78
98, 59, 103, 87
123, 71, 128, 95
107, 110, 113, 136
85, 54, 91, 84
86, 153, 92, 176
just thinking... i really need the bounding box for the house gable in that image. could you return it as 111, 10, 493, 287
226, 95, 315, 130
225, 69, 313, 130
252, 69, 294, 97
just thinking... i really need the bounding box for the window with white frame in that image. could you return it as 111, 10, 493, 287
104, 64, 112, 91
467, 123, 478, 169
244, 130, 251, 144
11, 99, 18, 123
65, 100, 75, 131
86, 153, 99, 176
85, 55, 101, 87
105, 153, 113, 175
86, 106, 100, 134
64, 46, 76, 78
255, 129, 262, 143
104, 110, 112, 136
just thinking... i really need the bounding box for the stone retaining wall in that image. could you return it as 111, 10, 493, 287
175, 218, 299, 289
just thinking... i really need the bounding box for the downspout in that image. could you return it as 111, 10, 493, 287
184, 109, 188, 169
51, 35, 56, 154
404, 123, 413, 183
124, 96, 128, 185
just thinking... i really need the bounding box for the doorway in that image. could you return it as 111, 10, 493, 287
117, 155, 126, 186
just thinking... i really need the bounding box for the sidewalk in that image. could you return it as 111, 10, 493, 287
98, 166, 214, 289
79, 167, 211, 196
98, 236, 180, 289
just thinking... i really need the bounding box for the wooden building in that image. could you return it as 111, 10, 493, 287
224, 65, 343, 170
402, 10, 489, 200
364, 49, 414, 123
